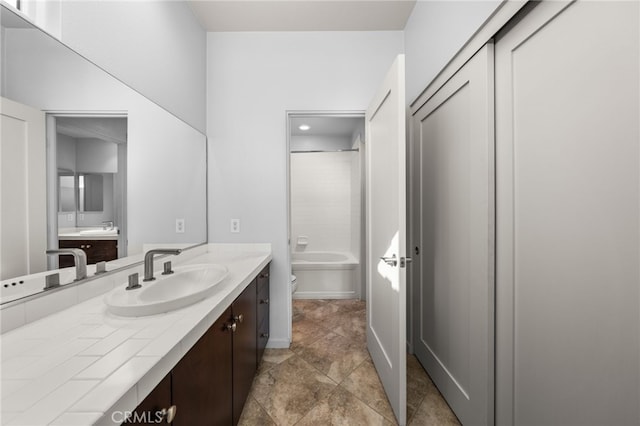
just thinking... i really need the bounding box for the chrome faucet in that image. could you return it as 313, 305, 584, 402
101, 220, 114, 230
46, 248, 87, 281
143, 248, 182, 282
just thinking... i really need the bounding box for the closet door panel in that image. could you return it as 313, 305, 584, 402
412, 43, 495, 425
495, 1, 640, 424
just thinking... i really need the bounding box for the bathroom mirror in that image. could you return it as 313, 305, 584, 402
0, 4, 208, 302
58, 171, 76, 212
78, 174, 104, 212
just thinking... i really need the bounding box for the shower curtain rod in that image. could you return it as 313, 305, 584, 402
290, 148, 360, 154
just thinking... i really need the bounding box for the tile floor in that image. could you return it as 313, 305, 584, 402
239, 299, 460, 425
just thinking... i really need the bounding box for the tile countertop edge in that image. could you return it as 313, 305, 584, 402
1, 244, 272, 426
95, 250, 272, 426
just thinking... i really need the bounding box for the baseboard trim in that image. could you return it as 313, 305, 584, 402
293, 291, 357, 300
265, 338, 290, 349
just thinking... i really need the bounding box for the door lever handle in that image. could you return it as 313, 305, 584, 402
380, 254, 397, 266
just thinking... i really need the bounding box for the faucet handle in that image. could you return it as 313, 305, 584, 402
95, 261, 107, 275
44, 273, 60, 291
126, 273, 141, 291
162, 261, 174, 275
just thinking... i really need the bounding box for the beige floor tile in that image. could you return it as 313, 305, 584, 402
250, 355, 337, 426
294, 299, 342, 322
409, 391, 461, 426
238, 396, 277, 426
296, 331, 369, 383
296, 386, 392, 426
257, 348, 295, 375
321, 308, 367, 345
406, 354, 436, 420
242, 300, 458, 426
341, 358, 397, 424
290, 315, 331, 353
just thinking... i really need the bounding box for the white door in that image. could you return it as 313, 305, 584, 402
366, 55, 407, 425
411, 44, 495, 425
1, 97, 47, 280
495, 1, 639, 424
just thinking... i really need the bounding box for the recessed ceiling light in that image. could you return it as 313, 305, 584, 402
298, 124, 310, 131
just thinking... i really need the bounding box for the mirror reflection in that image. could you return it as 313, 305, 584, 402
0, 5, 207, 303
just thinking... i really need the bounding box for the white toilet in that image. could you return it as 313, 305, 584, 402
291, 274, 298, 294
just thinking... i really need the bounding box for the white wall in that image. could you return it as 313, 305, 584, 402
404, 0, 501, 103
291, 152, 354, 253
76, 138, 117, 173
290, 135, 352, 152
16, 0, 207, 132
207, 31, 403, 347
56, 134, 76, 171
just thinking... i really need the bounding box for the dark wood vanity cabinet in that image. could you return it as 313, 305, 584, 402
127, 373, 172, 425
58, 239, 117, 267
127, 263, 270, 426
173, 307, 233, 426
232, 279, 257, 425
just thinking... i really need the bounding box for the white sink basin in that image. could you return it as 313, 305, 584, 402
105, 264, 229, 317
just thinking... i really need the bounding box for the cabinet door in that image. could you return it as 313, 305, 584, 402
495, 1, 639, 424
411, 43, 495, 425
126, 373, 172, 425
232, 280, 257, 425
58, 239, 117, 265
173, 307, 233, 426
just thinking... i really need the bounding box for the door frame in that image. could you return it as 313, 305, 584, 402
284, 110, 366, 339
45, 111, 128, 269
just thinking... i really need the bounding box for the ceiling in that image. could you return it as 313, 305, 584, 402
56, 117, 128, 145
290, 116, 363, 137
187, 0, 416, 32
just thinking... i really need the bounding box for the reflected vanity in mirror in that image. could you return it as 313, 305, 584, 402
0, 4, 207, 304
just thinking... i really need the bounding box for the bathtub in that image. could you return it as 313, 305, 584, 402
291, 251, 359, 299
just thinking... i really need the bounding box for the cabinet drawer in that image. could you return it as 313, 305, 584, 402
257, 280, 270, 325
256, 265, 269, 293
257, 311, 269, 364
257, 272, 269, 364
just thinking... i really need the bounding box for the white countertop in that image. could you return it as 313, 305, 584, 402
58, 227, 119, 241
0, 244, 272, 426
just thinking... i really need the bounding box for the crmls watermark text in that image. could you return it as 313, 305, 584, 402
112, 410, 164, 424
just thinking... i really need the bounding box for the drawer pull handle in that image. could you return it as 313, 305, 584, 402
225, 322, 237, 332
233, 314, 244, 323
261, 333, 269, 339
160, 405, 177, 423
260, 298, 269, 305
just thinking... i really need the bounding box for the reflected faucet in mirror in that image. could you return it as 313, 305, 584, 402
101, 221, 115, 231
46, 249, 87, 281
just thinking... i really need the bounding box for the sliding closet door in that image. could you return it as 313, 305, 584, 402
495, 1, 640, 424
412, 44, 494, 425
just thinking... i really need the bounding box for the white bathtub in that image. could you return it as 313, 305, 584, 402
291, 251, 359, 299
